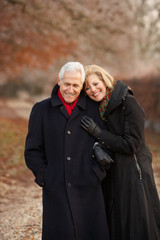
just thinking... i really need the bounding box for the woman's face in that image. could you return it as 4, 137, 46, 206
85, 73, 107, 102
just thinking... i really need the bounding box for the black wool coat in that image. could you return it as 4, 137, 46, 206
25, 84, 110, 240
99, 81, 160, 240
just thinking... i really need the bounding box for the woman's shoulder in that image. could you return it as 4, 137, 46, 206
124, 93, 145, 116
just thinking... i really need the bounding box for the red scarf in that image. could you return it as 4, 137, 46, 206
58, 88, 79, 116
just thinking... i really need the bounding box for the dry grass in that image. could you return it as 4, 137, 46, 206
0, 117, 28, 178
145, 129, 160, 175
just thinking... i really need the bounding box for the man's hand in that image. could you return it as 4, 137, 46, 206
81, 115, 102, 139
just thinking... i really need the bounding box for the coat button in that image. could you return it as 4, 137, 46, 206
67, 157, 71, 160
67, 182, 71, 187
67, 130, 71, 134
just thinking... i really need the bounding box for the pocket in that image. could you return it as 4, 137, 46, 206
35, 167, 47, 187
134, 154, 142, 180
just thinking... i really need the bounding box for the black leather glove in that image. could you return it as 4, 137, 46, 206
81, 115, 102, 139
93, 142, 114, 169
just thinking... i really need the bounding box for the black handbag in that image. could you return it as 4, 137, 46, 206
93, 142, 114, 169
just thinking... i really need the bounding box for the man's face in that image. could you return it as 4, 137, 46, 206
58, 71, 83, 105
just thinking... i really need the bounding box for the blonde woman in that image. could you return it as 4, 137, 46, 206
81, 64, 160, 240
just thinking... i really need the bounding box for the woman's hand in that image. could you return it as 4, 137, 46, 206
93, 142, 114, 168
81, 115, 102, 139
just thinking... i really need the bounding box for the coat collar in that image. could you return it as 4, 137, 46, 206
104, 81, 133, 115
51, 84, 86, 111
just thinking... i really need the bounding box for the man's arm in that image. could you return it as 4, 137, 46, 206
24, 103, 47, 186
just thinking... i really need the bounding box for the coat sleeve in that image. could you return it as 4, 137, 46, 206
24, 102, 47, 186
99, 95, 145, 155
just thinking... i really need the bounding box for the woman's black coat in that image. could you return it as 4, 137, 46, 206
99, 81, 160, 240
25, 84, 110, 240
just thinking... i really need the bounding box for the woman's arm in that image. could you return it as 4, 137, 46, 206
99, 95, 145, 155
81, 95, 145, 155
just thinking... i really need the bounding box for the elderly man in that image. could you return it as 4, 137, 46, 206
24, 62, 110, 240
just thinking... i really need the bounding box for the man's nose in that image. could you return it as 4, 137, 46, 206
68, 85, 74, 92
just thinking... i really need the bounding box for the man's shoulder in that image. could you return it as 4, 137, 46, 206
85, 96, 100, 115
85, 98, 104, 126
35, 97, 51, 106
31, 97, 51, 112
86, 96, 99, 107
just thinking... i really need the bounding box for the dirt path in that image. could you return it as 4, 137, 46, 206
0, 98, 159, 240
0, 176, 42, 240
0, 98, 34, 120
0, 98, 43, 240
0, 173, 159, 240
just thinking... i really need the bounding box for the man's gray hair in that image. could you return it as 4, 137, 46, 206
59, 62, 85, 84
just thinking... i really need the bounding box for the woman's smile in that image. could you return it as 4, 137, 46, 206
85, 74, 107, 102
94, 91, 101, 96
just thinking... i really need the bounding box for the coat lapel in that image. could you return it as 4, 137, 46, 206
104, 81, 131, 116
60, 105, 70, 119
68, 92, 86, 122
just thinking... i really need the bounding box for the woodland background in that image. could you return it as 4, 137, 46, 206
0, 0, 160, 130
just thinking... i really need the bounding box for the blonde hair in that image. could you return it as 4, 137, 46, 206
85, 65, 116, 91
